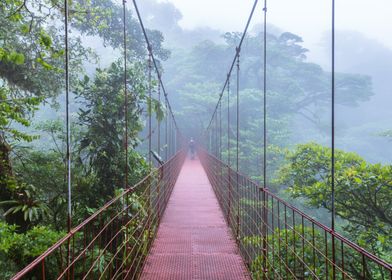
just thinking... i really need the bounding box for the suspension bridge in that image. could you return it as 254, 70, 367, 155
10, 0, 392, 279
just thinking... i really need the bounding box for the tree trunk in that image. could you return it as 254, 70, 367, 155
0, 139, 14, 202
0, 139, 28, 232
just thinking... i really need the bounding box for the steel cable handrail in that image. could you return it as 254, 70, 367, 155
199, 149, 392, 279
12, 150, 186, 280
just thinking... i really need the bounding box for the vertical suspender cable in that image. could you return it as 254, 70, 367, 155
262, 3, 267, 190
172, 117, 175, 154
148, 50, 152, 165
227, 75, 232, 221
165, 99, 168, 160
215, 111, 218, 156
121, 1, 130, 263
219, 99, 222, 198
262, 0, 268, 278
236, 48, 240, 240
214, 113, 216, 155
158, 74, 161, 156
219, 100, 222, 161
205, 0, 258, 134
174, 123, 177, 153
213, 114, 216, 155
157, 73, 161, 220
211, 116, 213, 154
227, 75, 231, 167
147, 50, 152, 241
331, 0, 336, 277
64, 0, 71, 233
169, 114, 172, 157
212, 115, 214, 154
64, 1, 72, 277
122, 0, 128, 189
236, 49, 240, 174
331, 0, 336, 233
132, 0, 180, 153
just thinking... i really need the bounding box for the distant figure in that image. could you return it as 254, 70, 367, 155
189, 138, 195, 159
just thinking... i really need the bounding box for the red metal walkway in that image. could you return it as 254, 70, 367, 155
141, 157, 250, 280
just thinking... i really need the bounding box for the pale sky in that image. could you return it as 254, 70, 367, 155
159, 0, 392, 52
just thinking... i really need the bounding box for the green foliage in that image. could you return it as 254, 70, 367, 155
0, 49, 25, 65
1, 0, 167, 230
71, 0, 170, 61
245, 225, 390, 279
0, 87, 41, 142
75, 61, 157, 199
278, 142, 392, 260
173, 31, 372, 130
1, 0, 386, 276
0, 221, 64, 278
245, 226, 327, 279
174, 31, 373, 185
0, 0, 85, 96
0, 222, 21, 254
0, 0, 88, 229
0, 0, 168, 276
1, 184, 50, 222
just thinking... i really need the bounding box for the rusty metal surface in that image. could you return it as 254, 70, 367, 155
141, 156, 250, 280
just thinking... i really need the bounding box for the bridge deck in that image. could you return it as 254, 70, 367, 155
141, 156, 250, 280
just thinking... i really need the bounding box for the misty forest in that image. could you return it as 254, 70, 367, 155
1, 0, 391, 279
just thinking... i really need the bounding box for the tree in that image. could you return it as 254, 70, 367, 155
0, 0, 71, 229
1, 0, 169, 230
278, 142, 392, 262
75, 61, 161, 201
71, 0, 170, 61
169, 31, 373, 186
0, 221, 64, 278
170, 31, 373, 131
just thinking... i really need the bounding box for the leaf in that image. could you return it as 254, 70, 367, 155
32, 207, 38, 221
9, 52, 25, 65
354, 177, 362, 184
36, 57, 54, 70
3, 208, 15, 217
0, 48, 6, 61
0, 200, 16, 206
20, 24, 30, 34
39, 31, 52, 49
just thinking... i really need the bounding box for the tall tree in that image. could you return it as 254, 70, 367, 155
279, 143, 392, 261
75, 61, 163, 201
0, 0, 169, 229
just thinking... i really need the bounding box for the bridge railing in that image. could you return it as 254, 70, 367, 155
12, 150, 186, 280
199, 149, 392, 280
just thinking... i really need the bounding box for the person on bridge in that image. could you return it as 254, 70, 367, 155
189, 137, 195, 159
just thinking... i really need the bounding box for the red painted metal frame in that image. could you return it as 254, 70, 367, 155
199, 149, 392, 280
12, 150, 186, 280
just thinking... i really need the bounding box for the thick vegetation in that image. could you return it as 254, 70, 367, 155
165, 24, 390, 270
1, 0, 390, 277
0, 0, 166, 277
279, 143, 391, 263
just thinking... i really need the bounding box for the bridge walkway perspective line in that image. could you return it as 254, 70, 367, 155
140, 156, 250, 280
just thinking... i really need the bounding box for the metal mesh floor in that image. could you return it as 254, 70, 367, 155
141, 156, 250, 280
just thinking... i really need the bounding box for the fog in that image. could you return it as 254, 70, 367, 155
134, 1, 392, 256
138, 0, 392, 163
161, 0, 392, 52
2, 0, 391, 276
